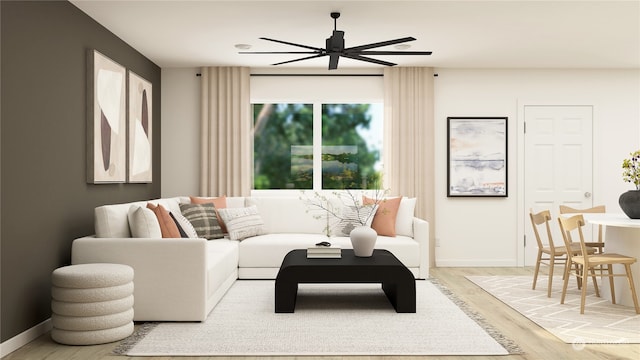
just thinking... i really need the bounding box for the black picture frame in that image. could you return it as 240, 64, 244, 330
447, 117, 508, 197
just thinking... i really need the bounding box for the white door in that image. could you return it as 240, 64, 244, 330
524, 105, 593, 266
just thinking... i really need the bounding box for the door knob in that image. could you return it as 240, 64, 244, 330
584, 192, 592, 198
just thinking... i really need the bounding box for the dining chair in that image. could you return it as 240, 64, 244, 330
558, 214, 640, 314
559, 205, 606, 253
530, 209, 592, 297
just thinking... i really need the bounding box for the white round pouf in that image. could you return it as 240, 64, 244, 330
51, 263, 134, 345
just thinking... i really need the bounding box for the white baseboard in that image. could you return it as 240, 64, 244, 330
435, 259, 519, 267
0, 318, 52, 358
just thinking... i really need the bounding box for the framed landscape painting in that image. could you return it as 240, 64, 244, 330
127, 70, 153, 183
87, 50, 126, 183
447, 117, 508, 197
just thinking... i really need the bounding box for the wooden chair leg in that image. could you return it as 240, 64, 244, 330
607, 264, 616, 304
547, 257, 555, 298
532, 250, 542, 290
580, 266, 589, 314
575, 263, 583, 290
625, 264, 640, 314
589, 266, 600, 298
561, 259, 572, 305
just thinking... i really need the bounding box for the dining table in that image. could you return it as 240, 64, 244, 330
582, 213, 640, 307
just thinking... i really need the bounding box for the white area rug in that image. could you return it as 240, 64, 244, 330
115, 280, 521, 356
467, 275, 640, 344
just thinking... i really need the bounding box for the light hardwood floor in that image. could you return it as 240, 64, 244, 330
3, 267, 638, 360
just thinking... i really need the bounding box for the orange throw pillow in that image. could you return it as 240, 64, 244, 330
147, 203, 182, 238
363, 196, 402, 237
189, 196, 228, 233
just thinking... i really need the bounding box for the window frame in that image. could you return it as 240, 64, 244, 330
250, 73, 384, 196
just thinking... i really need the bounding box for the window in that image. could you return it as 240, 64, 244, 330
253, 103, 383, 190
253, 103, 313, 189
321, 104, 382, 189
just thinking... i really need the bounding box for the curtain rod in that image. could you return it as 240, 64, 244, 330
250, 74, 383, 77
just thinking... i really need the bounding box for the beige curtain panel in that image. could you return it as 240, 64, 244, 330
199, 67, 252, 197
383, 67, 435, 228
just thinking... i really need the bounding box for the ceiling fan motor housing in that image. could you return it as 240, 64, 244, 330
327, 31, 345, 52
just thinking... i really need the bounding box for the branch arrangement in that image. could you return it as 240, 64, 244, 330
300, 189, 390, 236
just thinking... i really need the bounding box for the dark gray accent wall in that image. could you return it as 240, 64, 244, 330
1, 1, 161, 342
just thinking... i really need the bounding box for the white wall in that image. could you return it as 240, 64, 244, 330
161, 68, 201, 197
162, 67, 640, 268
434, 69, 640, 267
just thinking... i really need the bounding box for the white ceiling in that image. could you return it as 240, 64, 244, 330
70, 0, 640, 69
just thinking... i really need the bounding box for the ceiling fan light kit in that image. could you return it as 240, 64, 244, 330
240, 12, 432, 70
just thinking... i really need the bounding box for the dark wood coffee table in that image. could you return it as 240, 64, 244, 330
275, 249, 416, 313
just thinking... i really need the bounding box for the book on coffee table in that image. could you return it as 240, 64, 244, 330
307, 245, 341, 258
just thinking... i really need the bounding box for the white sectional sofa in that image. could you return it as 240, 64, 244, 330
71, 195, 429, 322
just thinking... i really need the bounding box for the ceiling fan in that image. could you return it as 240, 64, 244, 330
239, 12, 432, 70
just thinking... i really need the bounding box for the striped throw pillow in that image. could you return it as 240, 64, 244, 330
217, 206, 265, 241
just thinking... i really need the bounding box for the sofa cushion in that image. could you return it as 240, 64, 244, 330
96, 201, 145, 238
238, 233, 331, 268
396, 197, 417, 237
329, 235, 420, 268
147, 203, 181, 238
247, 197, 326, 234
94, 197, 182, 238
128, 206, 162, 238
179, 203, 224, 240
205, 240, 239, 299
217, 206, 266, 241
238, 233, 419, 269
364, 196, 402, 237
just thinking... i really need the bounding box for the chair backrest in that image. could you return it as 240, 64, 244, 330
559, 205, 606, 242
558, 214, 591, 260
529, 209, 556, 251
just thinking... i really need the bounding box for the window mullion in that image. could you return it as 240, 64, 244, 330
312, 103, 323, 190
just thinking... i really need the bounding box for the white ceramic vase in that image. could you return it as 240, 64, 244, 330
350, 225, 377, 257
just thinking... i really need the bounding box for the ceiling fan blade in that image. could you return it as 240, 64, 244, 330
260, 37, 324, 52
344, 37, 416, 52
239, 51, 320, 54
358, 50, 433, 56
328, 53, 340, 70
341, 53, 397, 67
271, 53, 328, 66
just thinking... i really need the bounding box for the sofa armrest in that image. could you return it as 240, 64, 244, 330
413, 217, 429, 279
71, 236, 208, 321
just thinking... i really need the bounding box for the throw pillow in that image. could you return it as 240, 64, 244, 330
396, 197, 417, 237
179, 203, 224, 240
170, 211, 199, 238
127, 206, 162, 238
169, 212, 188, 238
147, 203, 182, 238
190, 196, 228, 233
363, 196, 402, 237
330, 204, 378, 237
217, 206, 266, 241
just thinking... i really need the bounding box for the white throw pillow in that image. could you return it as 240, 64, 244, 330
217, 206, 266, 241
127, 206, 162, 238
395, 197, 416, 237
171, 212, 199, 238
